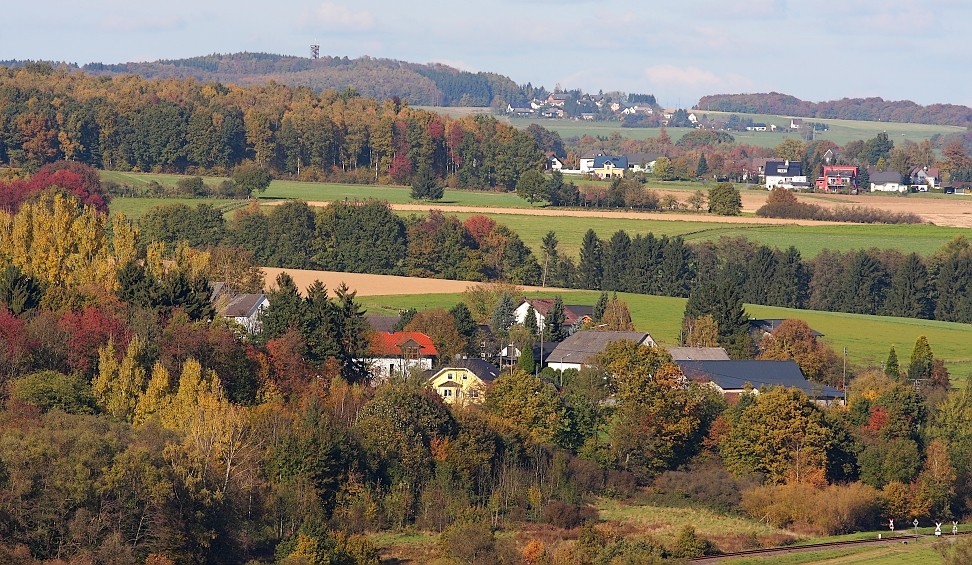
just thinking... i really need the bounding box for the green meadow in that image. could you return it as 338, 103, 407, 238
357, 290, 972, 380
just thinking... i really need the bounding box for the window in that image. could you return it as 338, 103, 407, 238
447, 373, 453, 380
442, 389, 452, 397
462, 374, 467, 380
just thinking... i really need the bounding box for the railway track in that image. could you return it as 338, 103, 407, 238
690, 529, 972, 563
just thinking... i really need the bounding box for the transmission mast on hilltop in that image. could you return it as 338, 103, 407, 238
310, 44, 320, 59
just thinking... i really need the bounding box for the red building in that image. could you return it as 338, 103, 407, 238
815, 165, 858, 193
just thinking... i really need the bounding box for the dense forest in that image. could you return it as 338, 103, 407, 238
2, 172, 972, 563
696, 92, 972, 127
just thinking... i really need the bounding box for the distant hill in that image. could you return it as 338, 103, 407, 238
2, 52, 530, 107
696, 92, 972, 128
10, 52, 525, 108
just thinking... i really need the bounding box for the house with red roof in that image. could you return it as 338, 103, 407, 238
368, 331, 438, 381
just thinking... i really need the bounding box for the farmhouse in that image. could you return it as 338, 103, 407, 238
764, 160, 808, 189
547, 330, 655, 372
426, 358, 501, 405
676, 359, 844, 406
368, 331, 438, 381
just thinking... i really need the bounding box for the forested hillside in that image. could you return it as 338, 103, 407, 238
697, 92, 972, 127
2, 52, 530, 107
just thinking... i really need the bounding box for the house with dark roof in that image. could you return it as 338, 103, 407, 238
368, 331, 438, 381
676, 359, 844, 405
426, 358, 501, 405
764, 160, 808, 189
366, 313, 400, 333
591, 156, 628, 179
547, 330, 655, 372
626, 152, 662, 174
870, 170, 906, 193
210, 282, 269, 334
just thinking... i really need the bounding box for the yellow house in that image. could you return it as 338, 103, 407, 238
426, 358, 501, 405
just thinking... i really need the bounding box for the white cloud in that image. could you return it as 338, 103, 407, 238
301, 2, 374, 32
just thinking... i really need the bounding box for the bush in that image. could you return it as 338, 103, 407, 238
541, 500, 598, 529
669, 525, 715, 558
756, 188, 922, 224
604, 470, 638, 499
438, 519, 497, 565
652, 460, 758, 513
10, 370, 96, 414
741, 482, 882, 535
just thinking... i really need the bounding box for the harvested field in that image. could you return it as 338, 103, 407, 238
261, 267, 552, 296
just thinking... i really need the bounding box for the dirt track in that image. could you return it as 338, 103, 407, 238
280, 190, 972, 228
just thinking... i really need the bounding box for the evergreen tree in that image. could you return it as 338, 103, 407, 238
884, 253, 932, 318
0, 264, 43, 315
593, 291, 609, 322
524, 304, 539, 336
410, 163, 444, 200
684, 270, 752, 358
885, 345, 900, 380
517, 347, 536, 374
544, 296, 568, 342
695, 153, 709, 177
541, 231, 559, 287
490, 293, 516, 336
602, 230, 632, 292
578, 229, 603, 290
842, 250, 889, 315
449, 302, 478, 341
769, 246, 809, 309
908, 335, 934, 383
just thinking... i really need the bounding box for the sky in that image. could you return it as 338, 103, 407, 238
4, 0, 972, 108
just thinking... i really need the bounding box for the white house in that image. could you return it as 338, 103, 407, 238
764, 160, 808, 189
870, 170, 906, 193
210, 283, 269, 334
579, 152, 601, 173
368, 331, 438, 381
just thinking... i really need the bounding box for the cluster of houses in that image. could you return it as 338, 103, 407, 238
207, 287, 844, 408
506, 92, 664, 122
758, 158, 947, 194
364, 297, 844, 407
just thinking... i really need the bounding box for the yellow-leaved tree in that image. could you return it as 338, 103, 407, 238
0, 191, 140, 292
93, 335, 147, 421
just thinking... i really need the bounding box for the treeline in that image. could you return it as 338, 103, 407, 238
142, 200, 542, 284
697, 92, 972, 127
0, 63, 543, 189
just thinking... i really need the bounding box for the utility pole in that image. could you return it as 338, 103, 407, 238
842, 346, 847, 404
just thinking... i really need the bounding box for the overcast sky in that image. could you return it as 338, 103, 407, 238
4, 0, 972, 107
